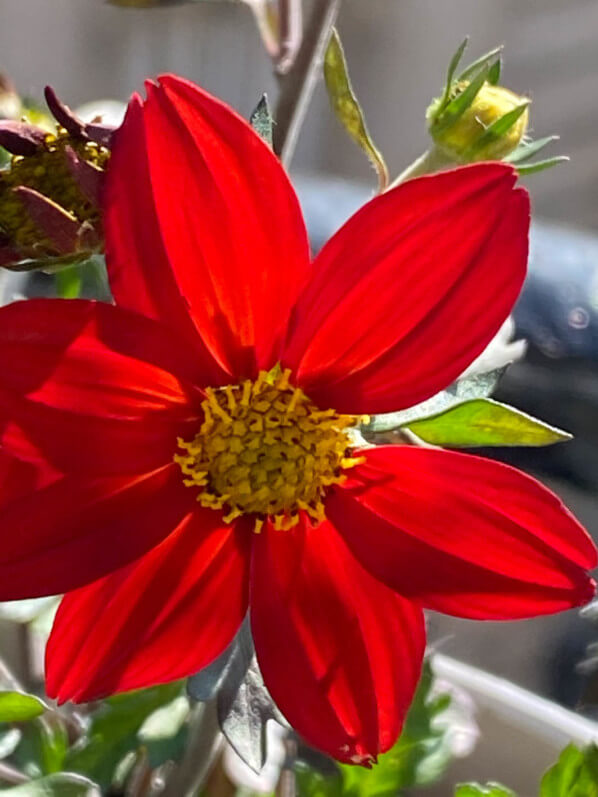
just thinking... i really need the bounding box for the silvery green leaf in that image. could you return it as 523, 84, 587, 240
0, 598, 58, 624
217, 622, 286, 773
188, 618, 285, 772
249, 95, 273, 148
0, 728, 21, 759
364, 368, 506, 434
187, 617, 253, 702
451, 366, 506, 399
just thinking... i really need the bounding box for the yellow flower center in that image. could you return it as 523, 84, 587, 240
174, 369, 366, 532
0, 128, 108, 251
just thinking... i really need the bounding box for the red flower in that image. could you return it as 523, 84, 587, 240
0, 75, 595, 765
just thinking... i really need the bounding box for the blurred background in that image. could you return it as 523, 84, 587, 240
1, 0, 598, 791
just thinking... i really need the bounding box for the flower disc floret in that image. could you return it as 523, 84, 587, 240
174, 369, 366, 532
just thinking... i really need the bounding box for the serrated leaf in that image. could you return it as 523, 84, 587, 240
249, 94, 273, 147
455, 784, 516, 797
432, 62, 493, 134
540, 744, 598, 797
437, 38, 469, 112
0, 773, 99, 796
505, 135, 559, 164
364, 368, 506, 434
324, 29, 388, 191
210, 619, 286, 772
0, 692, 46, 723
467, 102, 530, 155
517, 156, 569, 175
457, 45, 503, 83
407, 398, 571, 448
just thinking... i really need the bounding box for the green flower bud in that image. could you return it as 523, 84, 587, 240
428, 81, 529, 164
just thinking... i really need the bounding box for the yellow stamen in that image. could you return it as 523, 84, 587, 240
174, 370, 363, 532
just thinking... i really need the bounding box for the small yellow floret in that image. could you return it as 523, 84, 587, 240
174, 369, 365, 532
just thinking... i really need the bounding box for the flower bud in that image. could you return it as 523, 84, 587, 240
0, 87, 114, 271
427, 81, 529, 164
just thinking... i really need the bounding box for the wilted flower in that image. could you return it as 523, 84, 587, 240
0, 76, 594, 767
0, 87, 114, 270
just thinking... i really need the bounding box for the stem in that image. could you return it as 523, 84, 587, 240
273, 0, 342, 167
389, 146, 453, 188
162, 700, 222, 797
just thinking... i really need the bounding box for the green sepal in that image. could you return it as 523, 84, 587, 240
505, 135, 560, 163
466, 101, 530, 156
249, 94, 273, 148
431, 62, 494, 135
406, 399, 571, 448
0, 692, 47, 723
516, 156, 569, 175
436, 37, 469, 115
456, 45, 503, 83
324, 28, 388, 191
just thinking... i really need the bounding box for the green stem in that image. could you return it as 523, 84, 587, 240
389, 146, 453, 188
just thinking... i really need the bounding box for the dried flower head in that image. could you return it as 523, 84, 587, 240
0, 87, 114, 271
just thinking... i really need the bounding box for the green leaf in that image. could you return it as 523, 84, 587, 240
12, 718, 68, 778
540, 744, 598, 797
364, 368, 506, 434
505, 135, 559, 163
0, 773, 98, 796
457, 45, 503, 83
54, 265, 82, 299
467, 102, 530, 155
324, 29, 388, 191
65, 681, 183, 790
516, 156, 569, 175
0, 692, 46, 723
455, 784, 516, 797
338, 661, 455, 794
432, 62, 493, 134
249, 94, 273, 147
407, 398, 571, 448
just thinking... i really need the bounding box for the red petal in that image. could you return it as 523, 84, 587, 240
0, 299, 202, 476
329, 446, 596, 619
0, 464, 195, 600
0, 448, 59, 505
250, 516, 425, 764
283, 164, 529, 414
46, 510, 250, 702
105, 75, 311, 379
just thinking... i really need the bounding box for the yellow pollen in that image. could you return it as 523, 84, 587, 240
174, 368, 365, 532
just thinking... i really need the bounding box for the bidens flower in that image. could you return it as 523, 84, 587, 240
0, 75, 594, 766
